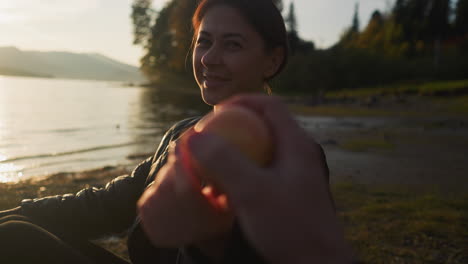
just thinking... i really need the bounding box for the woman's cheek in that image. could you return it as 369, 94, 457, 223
192, 53, 204, 84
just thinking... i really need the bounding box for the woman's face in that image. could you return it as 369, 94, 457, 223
193, 5, 280, 106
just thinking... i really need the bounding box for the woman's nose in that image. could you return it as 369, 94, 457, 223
201, 46, 222, 67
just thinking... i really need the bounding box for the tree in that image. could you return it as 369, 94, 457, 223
426, 0, 450, 68
168, 0, 199, 73
426, 0, 450, 41
393, 0, 407, 23
356, 10, 384, 49
131, 0, 153, 46
140, 1, 176, 80
352, 2, 360, 33
132, 0, 199, 81
340, 2, 360, 44
455, 0, 468, 36
392, 0, 426, 43
286, 1, 300, 54
405, 0, 427, 42
272, 0, 284, 13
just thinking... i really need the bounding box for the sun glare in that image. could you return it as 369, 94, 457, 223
0, 6, 25, 24
0, 163, 23, 183
0, 13, 13, 24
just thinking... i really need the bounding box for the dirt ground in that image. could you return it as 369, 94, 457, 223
296, 114, 468, 193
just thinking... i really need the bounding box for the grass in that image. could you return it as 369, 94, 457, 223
289, 104, 398, 117
287, 80, 468, 118
326, 79, 468, 99
333, 182, 468, 264
433, 95, 468, 115
1, 172, 467, 263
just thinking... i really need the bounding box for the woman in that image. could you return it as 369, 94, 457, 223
0, 0, 348, 263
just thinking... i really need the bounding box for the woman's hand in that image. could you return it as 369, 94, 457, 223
184, 95, 352, 264
137, 141, 234, 247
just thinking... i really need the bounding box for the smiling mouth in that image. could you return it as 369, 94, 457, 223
203, 74, 230, 88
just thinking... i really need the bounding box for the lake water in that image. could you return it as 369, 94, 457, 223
0, 76, 208, 182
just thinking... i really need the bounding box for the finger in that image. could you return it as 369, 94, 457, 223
140, 150, 232, 220
170, 142, 236, 216
168, 141, 202, 192
183, 131, 265, 206
220, 95, 319, 162
137, 161, 233, 247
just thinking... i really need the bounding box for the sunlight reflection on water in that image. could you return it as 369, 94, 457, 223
0, 76, 209, 182
0, 163, 24, 183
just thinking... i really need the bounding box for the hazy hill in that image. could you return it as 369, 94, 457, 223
0, 46, 145, 82
0, 66, 53, 78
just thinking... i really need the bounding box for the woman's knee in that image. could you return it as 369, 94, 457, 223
0, 219, 48, 241
0, 214, 32, 224
0, 220, 92, 263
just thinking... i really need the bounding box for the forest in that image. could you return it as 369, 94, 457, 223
131, 0, 468, 95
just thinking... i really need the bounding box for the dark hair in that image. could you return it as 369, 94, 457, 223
192, 0, 288, 81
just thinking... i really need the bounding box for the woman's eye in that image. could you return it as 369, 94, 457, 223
196, 38, 211, 47
226, 41, 242, 50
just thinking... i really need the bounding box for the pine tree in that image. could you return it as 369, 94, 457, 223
131, 0, 153, 46
352, 2, 360, 33
426, 0, 450, 68
393, 0, 407, 23
426, 0, 450, 41
286, 1, 300, 54
456, 0, 468, 36
407, 0, 428, 40
340, 2, 360, 45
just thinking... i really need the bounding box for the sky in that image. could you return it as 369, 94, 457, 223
0, 0, 390, 66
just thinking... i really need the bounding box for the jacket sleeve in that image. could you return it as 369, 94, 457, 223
19, 157, 153, 240
0, 207, 22, 218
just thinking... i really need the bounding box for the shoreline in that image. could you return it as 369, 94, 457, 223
2, 102, 468, 193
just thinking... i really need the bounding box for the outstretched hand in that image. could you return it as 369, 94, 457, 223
184, 95, 351, 264
138, 94, 351, 263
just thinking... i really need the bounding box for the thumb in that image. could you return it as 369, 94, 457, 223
183, 131, 262, 202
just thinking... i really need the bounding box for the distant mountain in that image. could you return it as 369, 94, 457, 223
0, 66, 53, 78
0, 46, 145, 82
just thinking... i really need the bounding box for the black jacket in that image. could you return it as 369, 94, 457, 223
19, 116, 265, 264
